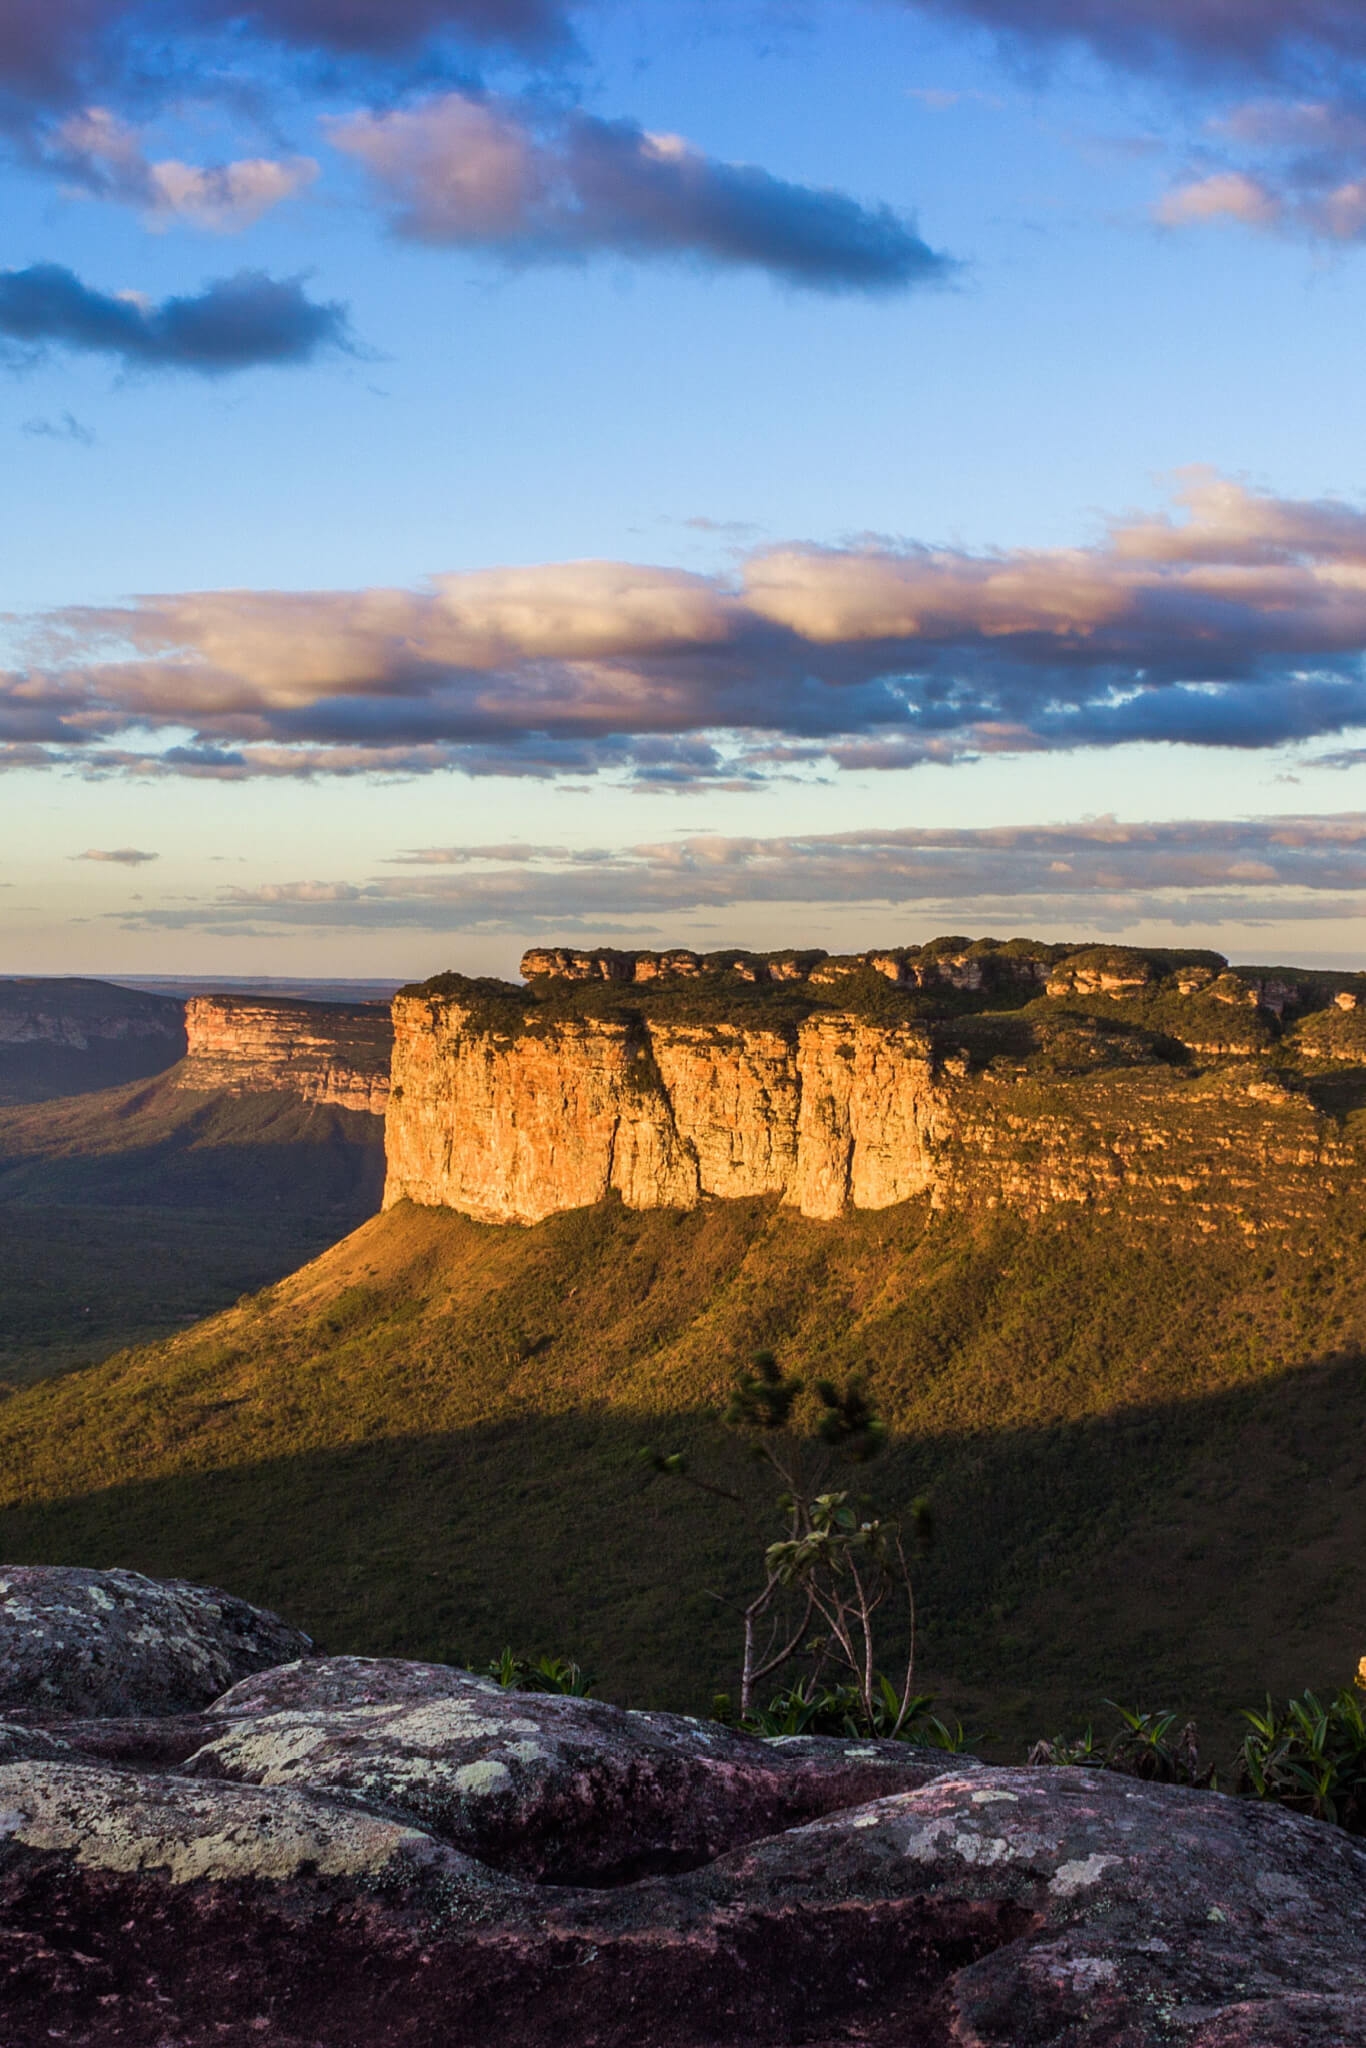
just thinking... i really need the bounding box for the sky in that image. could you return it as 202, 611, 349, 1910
8, 1, 1366, 978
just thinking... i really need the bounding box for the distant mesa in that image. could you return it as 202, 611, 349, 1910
178, 994, 392, 1116
0, 979, 395, 1114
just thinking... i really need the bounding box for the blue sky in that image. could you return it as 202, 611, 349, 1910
8, 0, 1366, 976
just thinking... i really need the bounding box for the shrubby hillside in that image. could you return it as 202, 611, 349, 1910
0, 1187, 1362, 1751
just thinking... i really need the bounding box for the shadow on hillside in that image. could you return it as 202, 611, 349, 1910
0, 1025, 187, 1108
3, 1346, 1363, 1758
0, 1086, 386, 1385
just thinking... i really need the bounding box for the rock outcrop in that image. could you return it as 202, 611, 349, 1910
0, 1567, 311, 1718
0, 1575, 1364, 2045
384, 940, 1365, 1225
177, 994, 392, 1114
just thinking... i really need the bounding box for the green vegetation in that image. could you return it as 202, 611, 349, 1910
646, 1352, 928, 1728
1237, 1686, 1366, 1829
2, 1188, 1366, 1751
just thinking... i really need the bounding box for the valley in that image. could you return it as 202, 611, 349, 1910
2, 938, 1365, 1757
0, 981, 390, 1386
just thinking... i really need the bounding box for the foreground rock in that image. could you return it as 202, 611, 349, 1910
0, 1567, 311, 1718
191, 1653, 962, 1880
0, 1746, 1364, 2044
0, 1572, 1364, 2044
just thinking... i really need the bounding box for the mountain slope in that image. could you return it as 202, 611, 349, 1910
0, 1189, 1362, 1752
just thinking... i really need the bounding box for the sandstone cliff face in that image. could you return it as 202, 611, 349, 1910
180, 996, 391, 1115
384, 983, 1350, 1227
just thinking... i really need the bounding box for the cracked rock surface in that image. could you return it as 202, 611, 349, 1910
0, 1575, 1364, 2044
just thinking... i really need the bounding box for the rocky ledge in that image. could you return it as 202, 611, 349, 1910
0, 1569, 1363, 2044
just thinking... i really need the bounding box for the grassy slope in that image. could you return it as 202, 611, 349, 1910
0, 1074, 385, 1387
1, 1190, 1363, 1754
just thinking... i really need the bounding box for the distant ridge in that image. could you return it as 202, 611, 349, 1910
106, 976, 404, 1005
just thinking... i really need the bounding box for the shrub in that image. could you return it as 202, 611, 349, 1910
1237, 1687, 1366, 1830
1030, 1703, 1212, 1786
644, 1352, 932, 1732
724, 1674, 964, 1748
485, 1648, 596, 1697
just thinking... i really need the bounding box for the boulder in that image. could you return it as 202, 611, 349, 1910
0, 1740, 1363, 2044
0, 1566, 311, 1718
188, 1653, 963, 1881
0, 1581, 1363, 2047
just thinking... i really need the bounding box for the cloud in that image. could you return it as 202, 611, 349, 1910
75, 846, 158, 864
21, 409, 94, 444
0, 0, 569, 117
1157, 96, 1366, 242
114, 812, 1366, 935
48, 108, 318, 231
0, 264, 351, 372
904, 2, 1366, 87
18, 471, 1366, 780
328, 92, 952, 293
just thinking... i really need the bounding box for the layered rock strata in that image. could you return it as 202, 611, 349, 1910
0, 1571, 1364, 2046
384, 988, 1358, 1225
178, 994, 392, 1114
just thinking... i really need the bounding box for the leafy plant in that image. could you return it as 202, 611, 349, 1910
1029, 1702, 1211, 1786
486, 1647, 596, 1697
644, 1351, 931, 1732
726, 1675, 965, 1748
1237, 1688, 1366, 1829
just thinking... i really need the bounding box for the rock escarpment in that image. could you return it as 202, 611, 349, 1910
384, 938, 1366, 1225
1, 1569, 1365, 2045
178, 994, 392, 1114
0, 979, 186, 1103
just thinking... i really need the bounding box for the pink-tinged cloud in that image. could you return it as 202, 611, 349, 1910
1156, 171, 1282, 228
1154, 92, 1366, 244
50, 109, 318, 231
328, 92, 952, 292
75, 846, 158, 863
17, 472, 1366, 782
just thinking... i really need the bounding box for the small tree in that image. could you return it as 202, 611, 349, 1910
644, 1352, 931, 1731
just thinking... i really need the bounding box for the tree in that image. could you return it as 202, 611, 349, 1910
643, 1351, 931, 1731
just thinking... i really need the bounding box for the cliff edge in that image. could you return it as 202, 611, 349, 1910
383, 938, 1366, 1225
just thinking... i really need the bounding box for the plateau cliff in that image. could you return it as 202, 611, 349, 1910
384, 938, 1366, 1225
178, 994, 392, 1115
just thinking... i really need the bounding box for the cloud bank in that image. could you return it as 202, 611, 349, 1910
908, 2, 1366, 86
116, 812, 1366, 935
330, 92, 951, 292
0, 0, 569, 116
0, 264, 351, 372
15, 472, 1366, 779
